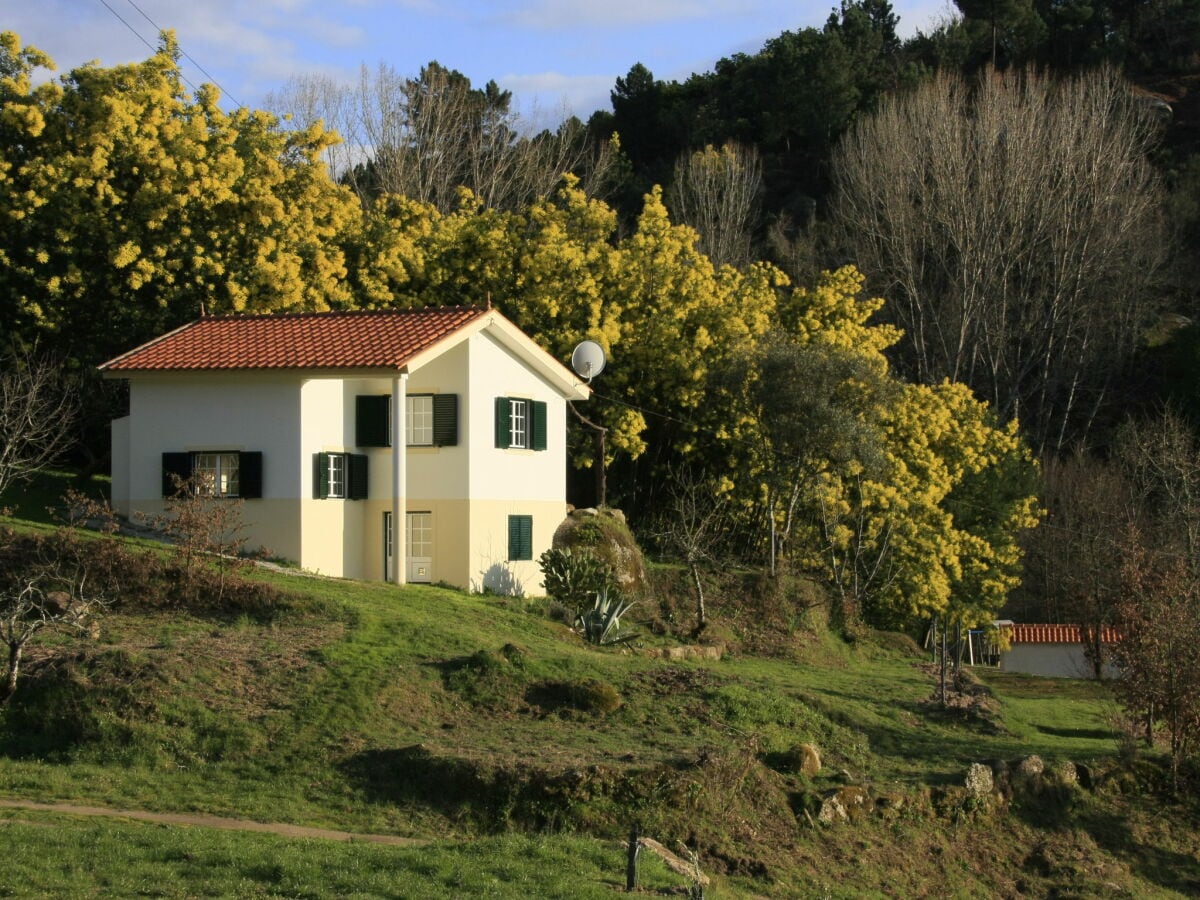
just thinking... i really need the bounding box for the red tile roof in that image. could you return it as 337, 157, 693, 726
100, 307, 488, 372
1004, 623, 1121, 644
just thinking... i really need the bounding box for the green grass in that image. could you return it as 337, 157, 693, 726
0, 808, 684, 898
1, 508, 1198, 896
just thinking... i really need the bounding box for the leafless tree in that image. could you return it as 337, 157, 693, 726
832, 66, 1168, 454
0, 344, 79, 502
0, 528, 107, 702
654, 467, 729, 633
269, 63, 618, 212
666, 142, 763, 269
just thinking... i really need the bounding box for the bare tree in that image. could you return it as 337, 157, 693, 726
655, 467, 729, 633
0, 344, 79, 502
832, 66, 1168, 453
0, 528, 107, 702
269, 63, 617, 212
666, 142, 763, 269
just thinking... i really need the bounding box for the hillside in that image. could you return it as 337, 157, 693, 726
0, 520, 1198, 897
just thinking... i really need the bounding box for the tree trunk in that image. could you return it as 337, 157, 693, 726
688, 561, 707, 633
3, 642, 23, 705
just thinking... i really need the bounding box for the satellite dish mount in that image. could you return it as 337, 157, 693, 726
568, 340, 609, 507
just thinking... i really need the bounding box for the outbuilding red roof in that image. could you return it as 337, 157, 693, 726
1004, 623, 1121, 644
99, 306, 488, 372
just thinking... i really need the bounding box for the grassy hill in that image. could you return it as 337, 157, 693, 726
0, 506, 1198, 897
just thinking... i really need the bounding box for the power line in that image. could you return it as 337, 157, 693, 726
93, 0, 242, 108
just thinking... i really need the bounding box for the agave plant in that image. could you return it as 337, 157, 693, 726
576, 586, 637, 646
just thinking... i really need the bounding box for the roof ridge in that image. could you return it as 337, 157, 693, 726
198, 304, 486, 323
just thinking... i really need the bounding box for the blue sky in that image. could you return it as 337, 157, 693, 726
9, 1, 949, 123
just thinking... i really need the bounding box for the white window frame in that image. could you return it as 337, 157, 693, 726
327, 452, 346, 499
509, 398, 528, 449
407, 395, 434, 447
192, 452, 240, 497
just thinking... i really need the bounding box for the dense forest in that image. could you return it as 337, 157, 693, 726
4, 0, 1200, 652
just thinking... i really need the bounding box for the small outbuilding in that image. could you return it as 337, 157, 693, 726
998, 623, 1121, 679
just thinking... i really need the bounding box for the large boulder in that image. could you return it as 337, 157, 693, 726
553, 508, 647, 596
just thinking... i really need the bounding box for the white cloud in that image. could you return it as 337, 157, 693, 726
500, 71, 616, 119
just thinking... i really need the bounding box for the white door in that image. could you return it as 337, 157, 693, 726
407, 512, 432, 583
383, 512, 393, 581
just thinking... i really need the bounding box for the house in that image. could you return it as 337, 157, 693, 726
100, 306, 590, 594
997, 623, 1121, 679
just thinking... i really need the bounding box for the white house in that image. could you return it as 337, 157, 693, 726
998, 623, 1122, 679
100, 306, 590, 594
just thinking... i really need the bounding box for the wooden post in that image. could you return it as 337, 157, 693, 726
625, 823, 640, 891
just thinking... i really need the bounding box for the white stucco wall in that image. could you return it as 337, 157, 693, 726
120, 373, 304, 563
1000, 644, 1120, 679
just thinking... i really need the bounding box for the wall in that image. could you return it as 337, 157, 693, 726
1001, 644, 1121, 679
121, 373, 304, 564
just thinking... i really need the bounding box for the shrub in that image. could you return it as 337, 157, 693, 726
576, 586, 636, 646
538, 547, 614, 613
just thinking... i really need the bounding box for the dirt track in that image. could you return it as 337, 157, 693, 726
0, 799, 425, 846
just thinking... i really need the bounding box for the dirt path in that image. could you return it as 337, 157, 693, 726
0, 799, 426, 847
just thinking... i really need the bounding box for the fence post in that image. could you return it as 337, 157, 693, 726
626, 822, 640, 891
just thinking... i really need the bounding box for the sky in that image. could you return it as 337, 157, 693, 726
8, 0, 949, 125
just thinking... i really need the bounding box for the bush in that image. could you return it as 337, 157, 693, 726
538, 547, 614, 613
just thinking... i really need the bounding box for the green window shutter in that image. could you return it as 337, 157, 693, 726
508, 514, 533, 561
314, 452, 330, 499
494, 397, 511, 449
531, 400, 548, 451
348, 453, 369, 500
356, 395, 390, 447
238, 452, 263, 499
162, 452, 193, 498
433, 394, 458, 446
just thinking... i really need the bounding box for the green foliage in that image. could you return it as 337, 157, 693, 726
576, 586, 636, 646
537, 547, 614, 613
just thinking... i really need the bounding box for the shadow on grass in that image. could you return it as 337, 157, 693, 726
1035, 725, 1114, 740
1069, 806, 1200, 895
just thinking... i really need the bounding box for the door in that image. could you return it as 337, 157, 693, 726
407, 512, 432, 583
383, 512, 393, 581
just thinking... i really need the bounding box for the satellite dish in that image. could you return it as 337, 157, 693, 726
571, 340, 606, 381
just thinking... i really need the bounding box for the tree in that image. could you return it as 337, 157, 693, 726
0, 526, 107, 702
270, 61, 617, 213
832, 65, 1168, 454
0, 31, 361, 370
0, 344, 78, 503
654, 467, 730, 633
666, 142, 762, 269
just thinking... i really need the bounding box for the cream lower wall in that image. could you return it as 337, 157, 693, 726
111, 416, 131, 515
470, 499, 567, 596
357, 499, 471, 585
126, 498, 303, 566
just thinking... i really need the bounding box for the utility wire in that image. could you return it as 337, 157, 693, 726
93, 0, 241, 107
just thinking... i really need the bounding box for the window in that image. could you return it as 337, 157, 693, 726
314, 452, 368, 499
508, 514, 533, 561
494, 397, 547, 451
356, 394, 458, 448
327, 453, 346, 498
161, 451, 262, 499
407, 395, 433, 446
509, 399, 528, 448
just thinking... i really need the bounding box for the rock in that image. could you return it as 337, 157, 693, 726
818, 795, 848, 824
1053, 760, 1079, 786
782, 743, 822, 777
553, 508, 646, 595
965, 763, 994, 798
1016, 755, 1045, 778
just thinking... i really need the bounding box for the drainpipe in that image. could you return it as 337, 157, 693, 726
392, 373, 408, 584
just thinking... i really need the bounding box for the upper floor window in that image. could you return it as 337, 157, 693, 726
356, 394, 458, 448
494, 397, 547, 451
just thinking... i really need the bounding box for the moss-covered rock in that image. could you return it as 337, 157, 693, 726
552, 507, 646, 596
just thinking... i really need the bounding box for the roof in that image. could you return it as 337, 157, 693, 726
99, 307, 489, 372
1003, 623, 1122, 645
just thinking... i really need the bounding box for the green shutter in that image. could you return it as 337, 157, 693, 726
239, 452, 263, 499
531, 400, 548, 451
508, 514, 533, 561
314, 452, 330, 499
356, 395, 390, 447
433, 394, 458, 446
495, 397, 511, 448
348, 453, 369, 500
162, 452, 192, 498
